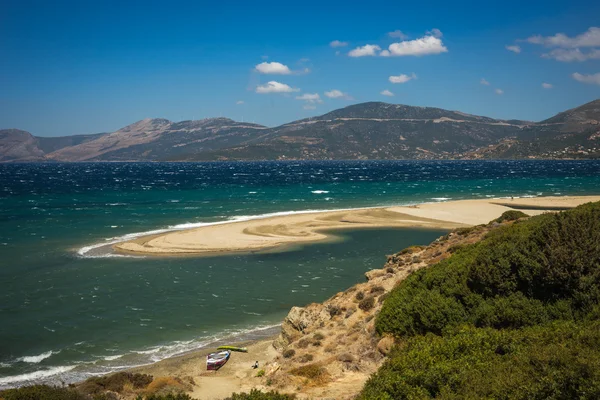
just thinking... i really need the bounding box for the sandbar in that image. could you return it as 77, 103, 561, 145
114, 196, 600, 256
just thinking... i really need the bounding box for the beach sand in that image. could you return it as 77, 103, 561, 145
114, 196, 600, 256
130, 339, 278, 400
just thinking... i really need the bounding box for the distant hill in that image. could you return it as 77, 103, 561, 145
2, 99, 599, 162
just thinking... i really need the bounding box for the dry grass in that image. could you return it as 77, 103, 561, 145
145, 376, 189, 395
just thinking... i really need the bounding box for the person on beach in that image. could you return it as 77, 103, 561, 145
252, 361, 259, 369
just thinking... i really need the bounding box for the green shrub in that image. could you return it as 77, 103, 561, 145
362, 202, 600, 399
495, 210, 528, 223
256, 369, 265, 377
226, 389, 296, 399
377, 202, 600, 337
355, 291, 365, 301
360, 321, 600, 399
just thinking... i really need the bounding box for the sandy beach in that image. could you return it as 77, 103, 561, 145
129, 339, 278, 400
114, 196, 600, 256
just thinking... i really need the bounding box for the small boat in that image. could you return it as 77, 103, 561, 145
217, 345, 248, 353
206, 350, 230, 371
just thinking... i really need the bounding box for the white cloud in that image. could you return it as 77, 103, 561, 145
541, 48, 600, 62
295, 93, 323, 104
541, 83, 553, 89
506, 45, 521, 53
572, 72, 600, 85
380, 50, 391, 57
303, 104, 317, 110
324, 89, 352, 99
380, 89, 394, 97
426, 28, 443, 38
348, 44, 381, 57
384, 34, 448, 56
236, 100, 244, 104
526, 27, 600, 48
480, 78, 490, 85
388, 30, 408, 40
495, 89, 504, 95
330, 40, 348, 48
255, 62, 292, 75
255, 81, 300, 94
389, 73, 417, 84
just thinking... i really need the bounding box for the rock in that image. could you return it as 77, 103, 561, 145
274, 305, 331, 350
266, 362, 280, 376
377, 336, 395, 355
365, 269, 385, 281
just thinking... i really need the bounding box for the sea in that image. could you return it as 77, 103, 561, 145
1, 160, 600, 389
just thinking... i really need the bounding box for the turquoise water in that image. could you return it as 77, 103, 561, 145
1, 160, 599, 388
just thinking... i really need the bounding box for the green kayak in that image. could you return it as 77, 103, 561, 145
217, 345, 248, 353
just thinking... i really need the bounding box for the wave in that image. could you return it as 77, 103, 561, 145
311, 190, 330, 194
0, 365, 76, 386
431, 197, 452, 201
16, 350, 58, 364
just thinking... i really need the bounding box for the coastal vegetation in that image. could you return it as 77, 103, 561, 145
361, 201, 600, 398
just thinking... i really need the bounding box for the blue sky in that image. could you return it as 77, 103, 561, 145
1, 0, 599, 136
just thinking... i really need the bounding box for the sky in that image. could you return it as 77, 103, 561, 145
1, 0, 600, 136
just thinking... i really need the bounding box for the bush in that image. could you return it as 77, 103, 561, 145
360, 321, 600, 399
327, 305, 341, 317
79, 372, 153, 394
399, 245, 425, 255
256, 369, 265, 377
282, 348, 295, 358
337, 353, 354, 363
290, 363, 325, 379
226, 389, 296, 399
362, 202, 600, 399
376, 202, 600, 337
298, 353, 313, 363
313, 332, 325, 341
358, 296, 375, 312
296, 338, 310, 349
370, 285, 385, 295
0, 385, 89, 400
144, 377, 189, 397
495, 210, 528, 223
143, 394, 192, 400
355, 291, 365, 301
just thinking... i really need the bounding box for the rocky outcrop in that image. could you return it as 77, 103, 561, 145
262, 221, 510, 399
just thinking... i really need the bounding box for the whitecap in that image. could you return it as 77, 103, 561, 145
0, 365, 76, 386
311, 190, 329, 194
17, 351, 56, 363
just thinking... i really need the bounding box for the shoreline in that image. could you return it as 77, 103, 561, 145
113, 196, 600, 257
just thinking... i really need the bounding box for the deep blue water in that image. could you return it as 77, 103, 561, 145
1, 160, 599, 388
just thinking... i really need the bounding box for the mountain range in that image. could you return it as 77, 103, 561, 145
1, 99, 599, 162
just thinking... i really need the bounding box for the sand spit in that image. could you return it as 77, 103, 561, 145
114, 196, 600, 256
